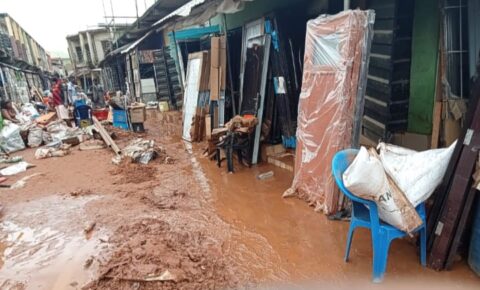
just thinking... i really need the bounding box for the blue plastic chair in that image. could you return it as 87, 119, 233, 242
74, 105, 92, 127
331, 149, 427, 282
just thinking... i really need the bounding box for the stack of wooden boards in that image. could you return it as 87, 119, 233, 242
427, 69, 480, 270
182, 36, 227, 143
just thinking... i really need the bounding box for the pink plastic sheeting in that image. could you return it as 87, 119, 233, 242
284, 10, 374, 215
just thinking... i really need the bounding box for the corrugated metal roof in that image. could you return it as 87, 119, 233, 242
120, 31, 154, 54
118, 0, 192, 45
152, 0, 207, 27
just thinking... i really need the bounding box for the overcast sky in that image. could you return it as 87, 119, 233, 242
2, 0, 156, 57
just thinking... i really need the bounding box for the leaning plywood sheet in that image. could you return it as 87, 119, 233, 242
284, 10, 375, 215
182, 52, 206, 141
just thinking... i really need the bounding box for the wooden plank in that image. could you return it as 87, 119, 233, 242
430, 102, 442, 149
213, 105, 219, 129
428, 124, 480, 270
427, 76, 480, 250
445, 186, 479, 269
431, 35, 444, 149
92, 116, 121, 155
32, 86, 44, 103
205, 114, 212, 141
36, 112, 57, 124
200, 108, 205, 141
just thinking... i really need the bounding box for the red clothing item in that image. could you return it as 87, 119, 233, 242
52, 81, 63, 106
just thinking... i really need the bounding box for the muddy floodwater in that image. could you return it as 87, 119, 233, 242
0, 112, 479, 289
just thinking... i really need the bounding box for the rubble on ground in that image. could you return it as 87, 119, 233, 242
112, 138, 173, 165
110, 159, 158, 184
70, 189, 94, 197
35, 144, 71, 159
84, 218, 240, 290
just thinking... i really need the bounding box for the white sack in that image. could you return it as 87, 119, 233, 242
35, 147, 69, 159
343, 147, 422, 233
0, 161, 30, 176
378, 141, 456, 206
0, 123, 26, 153
21, 103, 40, 120
27, 127, 43, 148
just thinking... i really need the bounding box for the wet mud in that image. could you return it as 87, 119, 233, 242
0, 110, 478, 289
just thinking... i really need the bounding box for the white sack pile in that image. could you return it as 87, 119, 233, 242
343, 142, 455, 233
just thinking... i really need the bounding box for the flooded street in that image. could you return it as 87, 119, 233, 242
0, 112, 478, 289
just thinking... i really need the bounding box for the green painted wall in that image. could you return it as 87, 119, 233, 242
407, 0, 440, 135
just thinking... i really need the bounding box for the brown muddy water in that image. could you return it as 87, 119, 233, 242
0, 195, 102, 289
0, 112, 478, 289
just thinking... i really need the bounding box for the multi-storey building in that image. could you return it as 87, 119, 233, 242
66, 25, 128, 89
0, 13, 52, 72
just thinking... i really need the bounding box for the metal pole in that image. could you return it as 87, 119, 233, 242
459, 0, 464, 98
135, 0, 140, 27
109, 0, 118, 46
344, 0, 350, 10
102, 0, 108, 24
222, 13, 236, 116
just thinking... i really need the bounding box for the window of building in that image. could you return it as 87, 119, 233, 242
75, 46, 83, 63
101, 40, 112, 55
84, 44, 92, 64
443, 0, 470, 98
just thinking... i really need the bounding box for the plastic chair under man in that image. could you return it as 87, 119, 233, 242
331, 149, 427, 282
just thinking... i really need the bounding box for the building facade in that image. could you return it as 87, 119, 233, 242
66, 26, 128, 89
0, 13, 52, 72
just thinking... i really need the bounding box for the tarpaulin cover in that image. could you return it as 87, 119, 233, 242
284, 10, 374, 215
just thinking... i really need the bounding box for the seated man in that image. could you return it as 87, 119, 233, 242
1, 100, 19, 123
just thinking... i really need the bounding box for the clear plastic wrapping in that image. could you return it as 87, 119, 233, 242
284, 10, 375, 214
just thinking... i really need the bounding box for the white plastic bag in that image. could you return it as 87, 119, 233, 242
0, 161, 30, 176
21, 103, 40, 120
343, 147, 422, 233
378, 141, 456, 206
46, 120, 69, 141
28, 127, 43, 148
0, 123, 26, 153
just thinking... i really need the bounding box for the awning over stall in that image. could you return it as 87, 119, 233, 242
168, 25, 221, 41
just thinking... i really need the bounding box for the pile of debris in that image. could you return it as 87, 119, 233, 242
112, 138, 173, 165
84, 218, 240, 290
205, 115, 257, 157
204, 115, 257, 172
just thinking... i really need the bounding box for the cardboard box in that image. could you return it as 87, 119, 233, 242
211, 37, 220, 68
209, 36, 227, 100
392, 132, 431, 151
443, 118, 461, 147
129, 103, 146, 123
210, 68, 220, 100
